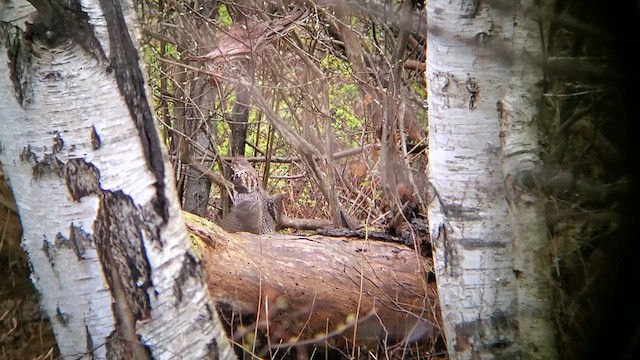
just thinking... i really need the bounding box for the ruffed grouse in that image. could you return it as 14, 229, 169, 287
219, 158, 283, 235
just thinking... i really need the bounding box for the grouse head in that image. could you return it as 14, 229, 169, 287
229, 158, 260, 194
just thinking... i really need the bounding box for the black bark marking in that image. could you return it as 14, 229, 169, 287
24, 1, 106, 61
460, 0, 479, 18
54, 232, 70, 255
5, 1, 106, 105
63, 158, 159, 327
94, 191, 153, 321
513, 268, 524, 279
25, 0, 59, 31
204, 302, 215, 323
460, 238, 507, 249
514, 169, 537, 191
63, 159, 101, 201
32, 153, 64, 180
1, 22, 30, 105
55, 305, 70, 326
43, 71, 63, 81
91, 125, 102, 150
438, 224, 460, 277
442, 202, 483, 221
173, 251, 203, 304
475, 31, 490, 46
453, 315, 519, 355
52, 130, 64, 153
502, 149, 538, 162
42, 237, 55, 266
85, 325, 95, 358
466, 76, 480, 109
69, 224, 91, 260
24, 19, 60, 47
42, 225, 92, 263
205, 338, 220, 359
19, 145, 35, 162
100, 0, 169, 225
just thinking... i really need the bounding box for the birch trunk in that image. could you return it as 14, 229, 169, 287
0, 1, 234, 359
499, 1, 558, 358
426, 0, 557, 358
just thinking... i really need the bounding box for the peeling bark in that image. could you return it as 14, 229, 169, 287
0, 1, 234, 359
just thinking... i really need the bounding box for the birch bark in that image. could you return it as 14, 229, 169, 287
0, 1, 234, 359
426, 0, 557, 358
499, 1, 557, 358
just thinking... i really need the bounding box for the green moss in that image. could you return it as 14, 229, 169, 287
218, 4, 233, 27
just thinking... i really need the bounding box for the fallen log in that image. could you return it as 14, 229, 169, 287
184, 212, 442, 354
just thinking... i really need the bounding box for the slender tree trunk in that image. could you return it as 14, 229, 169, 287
229, 83, 250, 157
181, 76, 216, 216
0, 1, 234, 359
175, 3, 221, 217
426, 0, 557, 358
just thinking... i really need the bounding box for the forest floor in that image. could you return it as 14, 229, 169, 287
0, 251, 58, 360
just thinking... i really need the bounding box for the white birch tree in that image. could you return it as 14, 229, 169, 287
426, 0, 557, 358
0, 0, 234, 358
